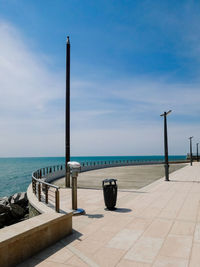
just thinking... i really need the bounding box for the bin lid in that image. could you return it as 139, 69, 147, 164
103, 178, 117, 183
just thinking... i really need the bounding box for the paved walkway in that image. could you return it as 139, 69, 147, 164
54, 163, 186, 190
18, 163, 200, 267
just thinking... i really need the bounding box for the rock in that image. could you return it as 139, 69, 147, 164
10, 192, 28, 207
10, 193, 21, 204
0, 213, 7, 224
0, 192, 29, 228
10, 204, 25, 219
0, 203, 10, 214
0, 197, 9, 206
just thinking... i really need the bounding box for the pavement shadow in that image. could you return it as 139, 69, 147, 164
17, 230, 82, 267
105, 207, 132, 213
85, 213, 104, 219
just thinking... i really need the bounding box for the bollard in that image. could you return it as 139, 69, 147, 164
72, 171, 77, 209
67, 161, 85, 215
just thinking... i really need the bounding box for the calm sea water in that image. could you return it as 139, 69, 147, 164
0, 155, 186, 197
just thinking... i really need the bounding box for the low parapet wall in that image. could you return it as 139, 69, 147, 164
0, 212, 72, 267
0, 184, 73, 267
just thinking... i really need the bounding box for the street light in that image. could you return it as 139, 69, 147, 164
189, 137, 193, 166
197, 143, 199, 162
160, 110, 172, 181
65, 36, 70, 187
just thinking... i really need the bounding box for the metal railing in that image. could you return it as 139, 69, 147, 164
31, 158, 188, 212
80, 159, 164, 167
32, 166, 64, 212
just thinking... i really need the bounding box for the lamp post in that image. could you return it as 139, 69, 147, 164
65, 36, 70, 187
189, 137, 193, 166
160, 110, 172, 181
197, 143, 199, 162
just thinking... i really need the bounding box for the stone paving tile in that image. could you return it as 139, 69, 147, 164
194, 223, 200, 242
124, 236, 164, 264
158, 194, 187, 220
42, 247, 73, 264
135, 207, 162, 219
86, 229, 116, 244
176, 194, 200, 222
73, 238, 104, 255
170, 221, 195, 236
126, 216, 153, 231
92, 247, 125, 267
116, 259, 151, 267
143, 218, 173, 238
189, 243, 200, 267
107, 228, 143, 250
159, 235, 193, 259
152, 255, 188, 267
64, 255, 89, 267
196, 206, 200, 222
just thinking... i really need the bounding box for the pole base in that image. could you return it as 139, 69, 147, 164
72, 208, 85, 216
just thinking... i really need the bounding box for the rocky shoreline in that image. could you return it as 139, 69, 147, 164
0, 192, 29, 228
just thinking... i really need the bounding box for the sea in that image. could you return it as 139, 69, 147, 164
0, 155, 186, 197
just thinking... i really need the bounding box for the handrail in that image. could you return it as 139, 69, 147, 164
31, 158, 188, 212
32, 176, 60, 189
32, 167, 61, 213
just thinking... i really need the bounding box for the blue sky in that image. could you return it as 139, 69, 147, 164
0, 0, 200, 157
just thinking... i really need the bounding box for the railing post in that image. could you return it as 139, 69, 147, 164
34, 180, 36, 194
55, 189, 59, 212
32, 178, 35, 193
38, 183, 41, 201
45, 184, 48, 204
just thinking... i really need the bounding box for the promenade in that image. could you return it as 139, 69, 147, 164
19, 163, 200, 267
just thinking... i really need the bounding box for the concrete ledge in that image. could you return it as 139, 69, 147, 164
0, 212, 72, 267
0, 184, 73, 267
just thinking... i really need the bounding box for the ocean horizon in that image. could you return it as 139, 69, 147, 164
0, 155, 186, 197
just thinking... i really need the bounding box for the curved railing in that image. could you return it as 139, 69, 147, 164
32, 167, 63, 212
31, 158, 188, 212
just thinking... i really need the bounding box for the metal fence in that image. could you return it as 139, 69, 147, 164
32, 166, 64, 212
31, 159, 188, 212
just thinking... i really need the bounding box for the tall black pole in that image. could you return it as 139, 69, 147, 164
164, 113, 169, 181
197, 143, 199, 162
189, 137, 193, 166
65, 36, 70, 187
160, 110, 171, 181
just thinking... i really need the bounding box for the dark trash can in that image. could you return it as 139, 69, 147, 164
102, 178, 117, 210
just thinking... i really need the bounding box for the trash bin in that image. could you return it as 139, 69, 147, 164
102, 178, 117, 210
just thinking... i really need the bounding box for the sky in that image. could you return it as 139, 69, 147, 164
0, 0, 200, 157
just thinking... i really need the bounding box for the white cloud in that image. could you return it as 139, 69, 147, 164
0, 21, 65, 157
0, 21, 64, 116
